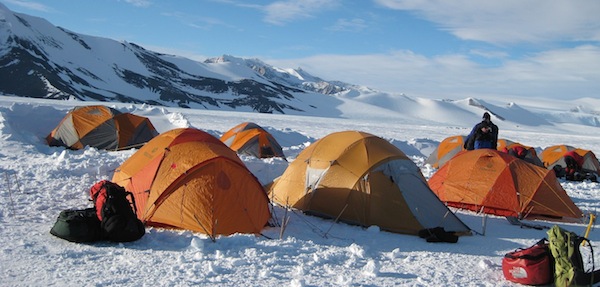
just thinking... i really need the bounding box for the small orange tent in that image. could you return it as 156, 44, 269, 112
425, 135, 466, 168
220, 122, 285, 159
428, 149, 583, 221
540, 145, 600, 175
497, 138, 543, 167
269, 130, 471, 235
112, 128, 271, 237
46, 105, 158, 150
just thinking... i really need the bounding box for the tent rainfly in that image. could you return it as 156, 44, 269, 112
268, 130, 471, 236
540, 144, 600, 175
425, 135, 466, 169
46, 105, 158, 150
428, 149, 583, 221
220, 122, 285, 159
112, 128, 271, 237
497, 138, 544, 167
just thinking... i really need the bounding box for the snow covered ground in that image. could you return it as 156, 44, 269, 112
0, 95, 599, 286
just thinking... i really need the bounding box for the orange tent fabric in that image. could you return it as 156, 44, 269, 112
220, 122, 285, 159
269, 130, 471, 235
540, 145, 600, 175
112, 128, 270, 236
428, 149, 583, 221
425, 135, 466, 168
46, 105, 157, 150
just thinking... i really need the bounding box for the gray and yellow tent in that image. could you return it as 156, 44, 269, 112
540, 145, 600, 175
268, 130, 471, 236
220, 122, 285, 159
46, 105, 158, 150
425, 135, 466, 168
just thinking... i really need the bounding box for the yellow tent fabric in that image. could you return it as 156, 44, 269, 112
268, 130, 471, 235
112, 128, 271, 236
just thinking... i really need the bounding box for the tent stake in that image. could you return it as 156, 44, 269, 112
481, 214, 488, 236
4, 172, 15, 217
279, 211, 290, 240
323, 204, 348, 239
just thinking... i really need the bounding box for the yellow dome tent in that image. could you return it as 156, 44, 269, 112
268, 130, 471, 236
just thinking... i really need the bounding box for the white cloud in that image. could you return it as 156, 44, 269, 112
264, 45, 600, 100
3, 0, 53, 12
373, 0, 600, 44
468, 49, 508, 59
124, 0, 151, 8
327, 18, 368, 32
263, 0, 340, 25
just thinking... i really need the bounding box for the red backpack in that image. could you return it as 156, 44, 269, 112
89, 180, 145, 242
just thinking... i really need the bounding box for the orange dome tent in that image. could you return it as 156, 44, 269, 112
425, 135, 466, 168
428, 149, 583, 221
268, 131, 471, 236
497, 138, 543, 167
112, 128, 271, 237
540, 145, 600, 175
46, 105, 158, 150
220, 122, 285, 159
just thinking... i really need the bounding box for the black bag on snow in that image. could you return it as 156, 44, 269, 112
93, 181, 145, 242
50, 208, 105, 243
418, 227, 459, 243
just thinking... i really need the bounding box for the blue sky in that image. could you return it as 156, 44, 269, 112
3, 0, 600, 101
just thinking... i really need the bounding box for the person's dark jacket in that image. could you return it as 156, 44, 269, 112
464, 120, 499, 150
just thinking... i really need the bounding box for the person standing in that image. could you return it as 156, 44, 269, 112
464, 112, 499, 150
563, 150, 584, 181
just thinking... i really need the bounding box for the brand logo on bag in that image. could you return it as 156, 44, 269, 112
509, 267, 528, 279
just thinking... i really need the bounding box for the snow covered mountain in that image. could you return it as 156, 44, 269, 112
0, 3, 321, 113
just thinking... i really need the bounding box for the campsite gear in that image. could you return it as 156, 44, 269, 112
502, 239, 554, 285
547, 225, 600, 287
540, 145, 600, 177
428, 149, 583, 221
505, 216, 549, 230
90, 180, 145, 242
417, 227, 459, 243
424, 135, 466, 168
112, 128, 271, 237
49, 208, 105, 243
268, 130, 471, 236
583, 214, 596, 244
46, 105, 158, 150
220, 122, 285, 159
